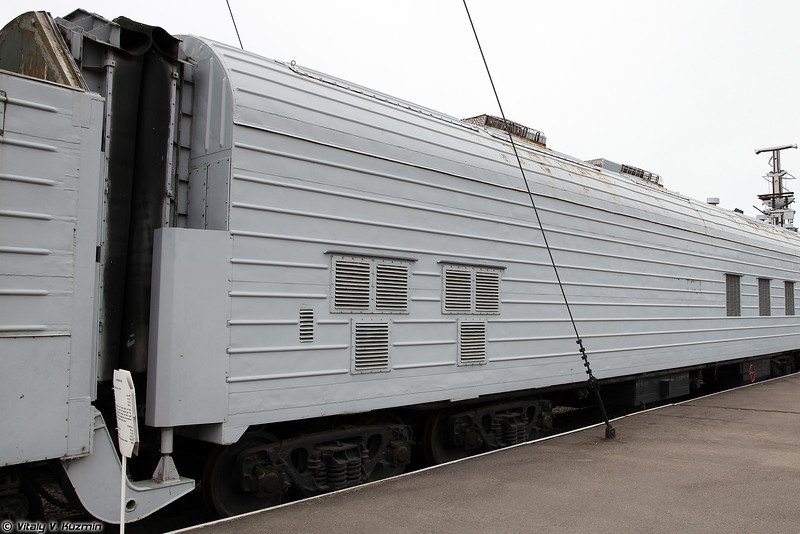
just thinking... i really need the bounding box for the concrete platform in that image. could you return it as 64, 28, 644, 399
176, 374, 800, 534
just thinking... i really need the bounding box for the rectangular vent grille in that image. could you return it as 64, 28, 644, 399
459, 321, 486, 365
299, 308, 314, 343
332, 256, 411, 314
353, 322, 390, 373
443, 265, 501, 314
444, 269, 472, 312
335, 260, 370, 309
758, 278, 771, 317
475, 271, 500, 313
376, 263, 409, 311
725, 274, 741, 317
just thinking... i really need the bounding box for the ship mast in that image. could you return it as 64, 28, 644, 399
755, 144, 797, 230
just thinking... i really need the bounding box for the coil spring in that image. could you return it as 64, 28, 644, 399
502, 422, 517, 444
491, 419, 502, 441
326, 458, 347, 490
516, 420, 527, 443
498, 415, 527, 445
346, 457, 361, 485
309, 457, 327, 487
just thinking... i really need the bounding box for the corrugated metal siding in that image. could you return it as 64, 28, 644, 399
174, 38, 800, 433
0, 72, 104, 462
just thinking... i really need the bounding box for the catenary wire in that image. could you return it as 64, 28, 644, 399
225, 0, 244, 49
462, 0, 615, 438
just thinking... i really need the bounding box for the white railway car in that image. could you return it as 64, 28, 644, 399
1, 9, 798, 522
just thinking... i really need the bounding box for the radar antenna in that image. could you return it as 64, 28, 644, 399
755, 144, 797, 229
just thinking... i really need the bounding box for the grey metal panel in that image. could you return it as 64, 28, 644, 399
182, 37, 233, 231
0, 337, 69, 465
186, 166, 207, 228
146, 228, 231, 427
165, 37, 800, 440
66, 78, 105, 455
204, 158, 231, 230
586, 158, 623, 174
62, 409, 194, 523
0, 71, 104, 463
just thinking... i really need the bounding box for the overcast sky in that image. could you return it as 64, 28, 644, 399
3, 1, 797, 217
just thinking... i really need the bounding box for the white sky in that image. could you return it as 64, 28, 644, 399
3, 1, 798, 217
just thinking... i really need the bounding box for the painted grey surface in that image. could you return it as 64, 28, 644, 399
146, 228, 232, 428
178, 374, 800, 534
62, 409, 194, 523
0, 14, 195, 522
0, 70, 104, 465
1, 11, 799, 524
148, 36, 800, 443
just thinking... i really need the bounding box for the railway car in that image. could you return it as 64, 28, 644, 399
1, 9, 798, 522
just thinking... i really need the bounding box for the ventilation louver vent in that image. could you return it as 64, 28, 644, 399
376, 263, 408, 311
758, 278, 771, 317
332, 256, 411, 313
334, 260, 370, 310
587, 158, 663, 186
475, 271, 500, 313
620, 164, 662, 186
299, 309, 314, 343
353, 321, 390, 373
459, 321, 486, 365
444, 269, 472, 312
725, 274, 741, 317
464, 114, 546, 146
442, 265, 502, 314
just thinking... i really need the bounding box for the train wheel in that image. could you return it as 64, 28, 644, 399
424, 409, 481, 464
202, 433, 283, 518
359, 412, 410, 482
0, 477, 43, 521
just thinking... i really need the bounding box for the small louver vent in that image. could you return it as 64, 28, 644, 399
459, 321, 486, 365
353, 321, 390, 373
442, 264, 502, 315
725, 274, 741, 317
332, 255, 412, 314
335, 260, 370, 309
444, 269, 472, 312
475, 271, 500, 313
299, 309, 314, 343
376, 263, 409, 311
463, 114, 546, 146
758, 278, 771, 317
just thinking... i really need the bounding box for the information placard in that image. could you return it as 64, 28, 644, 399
113, 369, 139, 458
